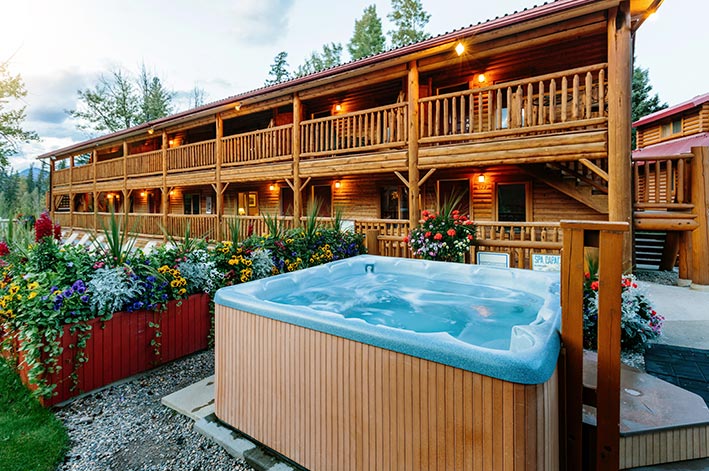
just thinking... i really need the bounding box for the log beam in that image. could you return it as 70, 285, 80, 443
215, 113, 224, 240
407, 60, 420, 228
161, 132, 168, 239
607, 2, 634, 271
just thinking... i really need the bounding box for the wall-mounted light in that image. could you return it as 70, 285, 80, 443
477, 73, 486, 84
107, 193, 114, 199
169, 190, 175, 196
234, 102, 242, 111
238, 207, 246, 215
455, 41, 465, 56
477, 174, 486, 183
148, 128, 154, 135
269, 184, 276, 191
168, 139, 175, 146
140, 191, 147, 197
334, 104, 342, 112
334, 181, 341, 189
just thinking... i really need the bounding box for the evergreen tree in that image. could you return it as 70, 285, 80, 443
388, 0, 431, 48
25, 163, 35, 194
0, 61, 38, 169
632, 64, 667, 149
138, 63, 174, 122
265, 51, 291, 86
296, 43, 343, 77
348, 5, 386, 60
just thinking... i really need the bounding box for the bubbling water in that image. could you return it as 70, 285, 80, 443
268, 272, 543, 350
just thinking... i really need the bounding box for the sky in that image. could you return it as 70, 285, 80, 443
1, 0, 705, 172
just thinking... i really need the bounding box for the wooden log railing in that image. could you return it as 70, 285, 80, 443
72, 212, 95, 231
126, 213, 163, 236
300, 103, 408, 158
633, 153, 693, 210
95, 159, 124, 181
354, 218, 411, 258
72, 164, 93, 183
474, 221, 563, 269
54, 212, 71, 228
560, 220, 627, 471
54, 168, 71, 186
126, 150, 163, 177
166, 214, 218, 239
167, 140, 216, 171
419, 63, 608, 143
223, 124, 293, 166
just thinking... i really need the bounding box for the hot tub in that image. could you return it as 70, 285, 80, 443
215, 255, 560, 470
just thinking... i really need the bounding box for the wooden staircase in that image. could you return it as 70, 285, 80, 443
524, 158, 609, 214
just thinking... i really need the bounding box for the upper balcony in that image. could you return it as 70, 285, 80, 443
52, 63, 609, 191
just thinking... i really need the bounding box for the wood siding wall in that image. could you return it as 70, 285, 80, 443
215, 306, 559, 471
636, 104, 708, 149
620, 425, 709, 469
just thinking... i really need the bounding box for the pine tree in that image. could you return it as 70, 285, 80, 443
388, 0, 431, 48
632, 64, 667, 149
348, 5, 386, 60
138, 63, 174, 122
265, 51, 291, 86
295, 43, 343, 77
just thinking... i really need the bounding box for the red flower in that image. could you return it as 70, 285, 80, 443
425, 231, 431, 238
632, 283, 638, 289
447, 228, 456, 237
54, 223, 62, 241
403, 235, 409, 243
433, 233, 443, 240
591, 281, 599, 291
422, 210, 429, 217
584, 272, 590, 279
0, 241, 9, 257
467, 234, 473, 241
35, 211, 54, 242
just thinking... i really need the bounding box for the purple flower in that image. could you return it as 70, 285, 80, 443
147, 275, 156, 283
63, 288, 74, 298
80, 295, 89, 303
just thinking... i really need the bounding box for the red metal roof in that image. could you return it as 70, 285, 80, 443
632, 132, 709, 158
37, 0, 616, 160
633, 93, 709, 128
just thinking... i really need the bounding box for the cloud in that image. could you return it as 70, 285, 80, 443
229, 0, 295, 45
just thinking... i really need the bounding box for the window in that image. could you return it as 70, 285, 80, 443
661, 119, 682, 138
236, 192, 258, 216
280, 187, 294, 216
380, 186, 409, 220
438, 179, 470, 216
496, 183, 527, 222
309, 185, 332, 217
184, 194, 200, 215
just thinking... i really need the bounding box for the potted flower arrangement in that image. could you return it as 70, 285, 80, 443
583, 259, 664, 352
405, 196, 476, 262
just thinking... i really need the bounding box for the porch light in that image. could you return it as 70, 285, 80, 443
269, 184, 276, 191
478, 174, 486, 183
107, 193, 114, 199
140, 191, 146, 197
169, 190, 175, 196
455, 42, 465, 56
238, 207, 246, 215
478, 73, 486, 83
334, 181, 341, 189
235, 102, 242, 111
148, 128, 154, 135
335, 104, 342, 112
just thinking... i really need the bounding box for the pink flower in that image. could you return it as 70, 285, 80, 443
433, 233, 443, 240
447, 229, 456, 237
591, 281, 599, 291
467, 234, 473, 241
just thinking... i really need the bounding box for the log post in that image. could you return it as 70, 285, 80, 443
293, 94, 303, 227
122, 141, 129, 220
690, 146, 709, 287
408, 60, 420, 228
607, 2, 633, 271
365, 229, 380, 255
69, 154, 74, 230
215, 113, 224, 241
92, 150, 98, 233
49, 158, 55, 219
161, 131, 168, 240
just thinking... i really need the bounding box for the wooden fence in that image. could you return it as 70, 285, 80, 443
633, 153, 693, 210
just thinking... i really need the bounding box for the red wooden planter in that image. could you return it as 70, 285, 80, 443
8, 293, 210, 407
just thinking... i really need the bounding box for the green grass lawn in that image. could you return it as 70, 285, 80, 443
0, 359, 68, 471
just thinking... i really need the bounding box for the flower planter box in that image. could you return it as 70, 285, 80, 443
7, 293, 210, 407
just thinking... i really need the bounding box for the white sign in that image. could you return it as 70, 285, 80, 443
476, 251, 510, 268
532, 253, 561, 272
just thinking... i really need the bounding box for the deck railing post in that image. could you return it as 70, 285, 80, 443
690, 146, 709, 286
560, 220, 628, 471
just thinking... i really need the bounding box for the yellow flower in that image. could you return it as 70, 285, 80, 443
28, 292, 38, 300
170, 280, 180, 288
177, 288, 186, 295
27, 281, 39, 290
158, 265, 170, 274
9, 285, 19, 295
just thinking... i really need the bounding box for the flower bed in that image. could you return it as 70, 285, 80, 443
6, 294, 209, 406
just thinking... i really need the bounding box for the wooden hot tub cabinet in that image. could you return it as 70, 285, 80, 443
215, 305, 559, 471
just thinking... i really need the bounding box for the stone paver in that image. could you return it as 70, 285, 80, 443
645, 343, 709, 406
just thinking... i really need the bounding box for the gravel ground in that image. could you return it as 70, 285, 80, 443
54, 349, 252, 471
634, 269, 678, 286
